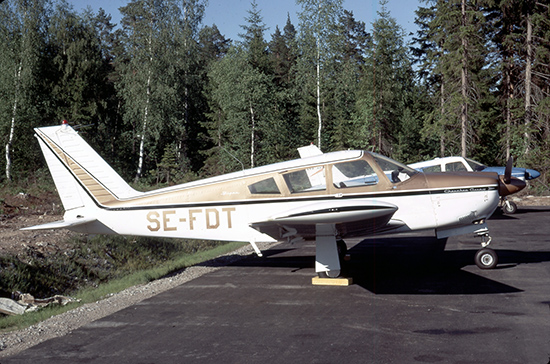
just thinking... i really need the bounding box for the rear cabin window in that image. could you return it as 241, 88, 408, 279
283, 166, 326, 193
332, 160, 378, 188
248, 177, 280, 194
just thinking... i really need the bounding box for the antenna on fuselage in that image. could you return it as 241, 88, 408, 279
219, 146, 244, 171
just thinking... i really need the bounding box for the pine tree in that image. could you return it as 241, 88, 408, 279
361, 0, 416, 157
48, 3, 109, 129
331, 10, 371, 150
239, 0, 270, 74
268, 16, 301, 161
491, 1, 550, 169
414, 0, 492, 158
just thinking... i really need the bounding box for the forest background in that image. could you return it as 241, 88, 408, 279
1, 0, 549, 193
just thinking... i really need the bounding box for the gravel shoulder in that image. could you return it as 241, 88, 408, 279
0, 240, 276, 357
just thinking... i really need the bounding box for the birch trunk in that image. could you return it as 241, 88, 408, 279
5, 62, 22, 181
440, 80, 445, 157
460, 0, 468, 158
506, 56, 513, 160
249, 101, 255, 168
135, 27, 154, 183
316, 37, 322, 150
135, 71, 152, 183
524, 14, 533, 156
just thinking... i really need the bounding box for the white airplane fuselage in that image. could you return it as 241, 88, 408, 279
67, 183, 499, 242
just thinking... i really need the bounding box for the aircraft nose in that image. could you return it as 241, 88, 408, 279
498, 175, 526, 196
525, 168, 541, 180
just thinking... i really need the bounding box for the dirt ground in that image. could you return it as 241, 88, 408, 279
1, 191, 550, 259
0, 192, 78, 258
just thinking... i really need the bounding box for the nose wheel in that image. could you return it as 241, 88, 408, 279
475, 247, 498, 269
474, 229, 498, 269
500, 197, 518, 214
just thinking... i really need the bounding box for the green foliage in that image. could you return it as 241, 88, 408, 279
0, 0, 549, 190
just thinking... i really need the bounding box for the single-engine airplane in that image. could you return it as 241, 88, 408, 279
23, 122, 526, 278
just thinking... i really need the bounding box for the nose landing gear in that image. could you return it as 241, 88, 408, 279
474, 229, 498, 269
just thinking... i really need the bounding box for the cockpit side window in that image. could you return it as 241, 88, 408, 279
248, 177, 280, 194
332, 160, 378, 188
283, 166, 326, 193
422, 165, 441, 173
446, 162, 467, 172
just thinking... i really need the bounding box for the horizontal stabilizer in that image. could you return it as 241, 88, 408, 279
21, 217, 97, 231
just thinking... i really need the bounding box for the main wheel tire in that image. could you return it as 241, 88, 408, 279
474, 248, 498, 269
336, 240, 348, 259
502, 201, 517, 214
318, 270, 341, 278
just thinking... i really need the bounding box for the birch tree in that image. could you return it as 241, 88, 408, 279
206, 46, 272, 171
0, 0, 49, 181
117, 0, 207, 182
296, 0, 343, 150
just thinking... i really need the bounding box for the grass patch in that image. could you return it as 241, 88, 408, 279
0, 236, 245, 331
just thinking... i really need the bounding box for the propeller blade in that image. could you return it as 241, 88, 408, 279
504, 156, 513, 184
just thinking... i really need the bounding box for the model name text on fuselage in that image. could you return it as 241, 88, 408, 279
443, 187, 488, 194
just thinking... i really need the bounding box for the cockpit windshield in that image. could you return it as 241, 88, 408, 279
465, 158, 487, 172
370, 152, 418, 183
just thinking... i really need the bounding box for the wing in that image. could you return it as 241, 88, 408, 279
249, 200, 399, 241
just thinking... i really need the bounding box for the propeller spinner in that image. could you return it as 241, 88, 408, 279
499, 156, 526, 196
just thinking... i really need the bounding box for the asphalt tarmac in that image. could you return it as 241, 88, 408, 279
3, 207, 550, 363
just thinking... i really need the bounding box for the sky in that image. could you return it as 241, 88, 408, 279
69, 0, 422, 42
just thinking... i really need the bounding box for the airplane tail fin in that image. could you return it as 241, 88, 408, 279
297, 144, 323, 158
297, 144, 348, 186
32, 122, 140, 212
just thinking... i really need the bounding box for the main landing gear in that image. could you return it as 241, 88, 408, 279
474, 229, 498, 269
317, 239, 348, 278
313, 225, 352, 284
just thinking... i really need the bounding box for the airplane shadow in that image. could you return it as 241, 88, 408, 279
227, 236, 550, 295
490, 206, 550, 220
343, 237, 517, 294
514, 206, 550, 214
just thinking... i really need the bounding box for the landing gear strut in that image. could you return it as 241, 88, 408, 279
317, 239, 348, 278
474, 229, 498, 269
